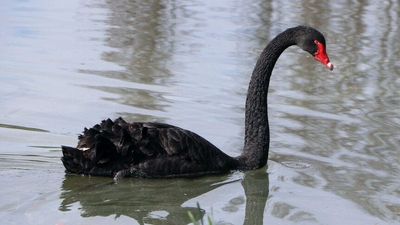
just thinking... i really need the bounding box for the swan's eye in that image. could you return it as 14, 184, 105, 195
314, 40, 334, 70
313, 40, 320, 55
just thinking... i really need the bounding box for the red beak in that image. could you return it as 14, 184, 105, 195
314, 40, 334, 71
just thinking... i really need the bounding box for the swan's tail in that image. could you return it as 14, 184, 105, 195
61, 118, 131, 176
61, 146, 87, 174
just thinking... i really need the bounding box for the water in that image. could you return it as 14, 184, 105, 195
1, 0, 399, 224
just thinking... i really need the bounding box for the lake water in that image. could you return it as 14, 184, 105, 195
1, 0, 399, 224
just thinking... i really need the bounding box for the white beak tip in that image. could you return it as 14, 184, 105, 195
327, 62, 334, 71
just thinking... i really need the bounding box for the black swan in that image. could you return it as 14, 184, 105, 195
61, 26, 333, 180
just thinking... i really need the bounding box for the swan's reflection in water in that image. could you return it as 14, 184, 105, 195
59, 169, 268, 225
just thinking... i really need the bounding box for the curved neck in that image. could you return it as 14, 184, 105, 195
237, 29, 296, 169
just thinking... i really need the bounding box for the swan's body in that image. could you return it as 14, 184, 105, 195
62, 120, 238, 178
61, 26, 333, 179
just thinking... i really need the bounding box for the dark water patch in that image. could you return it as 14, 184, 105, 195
0, 123, 48, 133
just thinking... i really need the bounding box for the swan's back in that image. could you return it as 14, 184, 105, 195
61, 118, 237, 178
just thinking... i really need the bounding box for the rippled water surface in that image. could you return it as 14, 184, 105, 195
1, 0, 400, 224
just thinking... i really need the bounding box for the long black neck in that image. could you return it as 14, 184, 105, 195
237, 29, 297, 169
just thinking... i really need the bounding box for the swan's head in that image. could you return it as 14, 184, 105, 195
295, 26, 334, 71
313, 39, 334, 71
